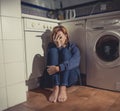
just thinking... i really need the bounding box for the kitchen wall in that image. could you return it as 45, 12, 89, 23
21, 0, 120, 19
21, 0, 56, 18
60, 0, 120, 17
74, 0, 120, 17
22, 0, 55, 9
21, 0, 97, 18
0, 0, 27, 110
60, 0, 97, 8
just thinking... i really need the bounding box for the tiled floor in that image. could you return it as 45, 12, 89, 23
4, 86, 120, 111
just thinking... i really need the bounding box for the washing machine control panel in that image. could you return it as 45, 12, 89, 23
24, 18, 58, 32
87, 18, 120, 30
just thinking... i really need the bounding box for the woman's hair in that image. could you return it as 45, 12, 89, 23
51, 25, 69, 43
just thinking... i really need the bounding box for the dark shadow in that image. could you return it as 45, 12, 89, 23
27, 29, 52, 90
70, 28, 86, 86
41, 29, 52, 66
30, 88, 52, 101
32, 54, 45, 79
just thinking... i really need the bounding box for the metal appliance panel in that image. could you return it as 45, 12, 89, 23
86, 15, 120, 91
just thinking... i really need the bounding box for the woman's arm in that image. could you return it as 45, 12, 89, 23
59, 43, 80, 71
47, 43, 80, 74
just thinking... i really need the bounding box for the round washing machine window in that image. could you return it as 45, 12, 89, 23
96, 35, 119, 62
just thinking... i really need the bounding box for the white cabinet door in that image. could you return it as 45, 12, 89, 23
2, 17, 23, 40
0, 0, 21, 17
25, 32, 44, 79
0, 87, 7, 110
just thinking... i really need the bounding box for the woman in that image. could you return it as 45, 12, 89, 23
44, 25, 81, 103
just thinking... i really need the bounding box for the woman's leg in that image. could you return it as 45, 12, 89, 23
47, 47, 60, 86
59, 48, 80, 87
47, 46, 60, 103
59, 48, 72, 86
58, 47, 72, 102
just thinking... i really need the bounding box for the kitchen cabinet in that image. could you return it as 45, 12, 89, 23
23, 17, 58, 89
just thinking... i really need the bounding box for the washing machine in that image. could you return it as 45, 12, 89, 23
86, 14, 120, 91
23, 18, 58, 89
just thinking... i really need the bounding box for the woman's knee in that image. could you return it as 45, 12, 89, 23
47, 47, 59, 65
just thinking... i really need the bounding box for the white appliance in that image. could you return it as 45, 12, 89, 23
23, 18, 58, 89
86, 15, 120, 91
61, 20, 86, 75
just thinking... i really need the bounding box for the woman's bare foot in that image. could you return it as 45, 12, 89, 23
58, 86, 67, 102
49, 86, 59, 103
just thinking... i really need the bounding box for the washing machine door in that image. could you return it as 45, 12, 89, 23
94, 31, 120, 67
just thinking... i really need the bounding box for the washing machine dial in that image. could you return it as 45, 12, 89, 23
31, 22, 35, 28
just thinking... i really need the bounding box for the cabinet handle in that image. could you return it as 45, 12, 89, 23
93, 27, 104, 30
36, 35, 42, 37
75, 23, 83, 26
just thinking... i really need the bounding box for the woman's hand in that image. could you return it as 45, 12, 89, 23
53, 31, 67, 48
47, 66, 60, 75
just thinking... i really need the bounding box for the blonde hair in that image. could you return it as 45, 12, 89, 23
51, 25, 69, 43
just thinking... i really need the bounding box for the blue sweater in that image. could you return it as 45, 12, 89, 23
40, 42, 81, 88
59, 42, 80, 71
48, 42, 81, 72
